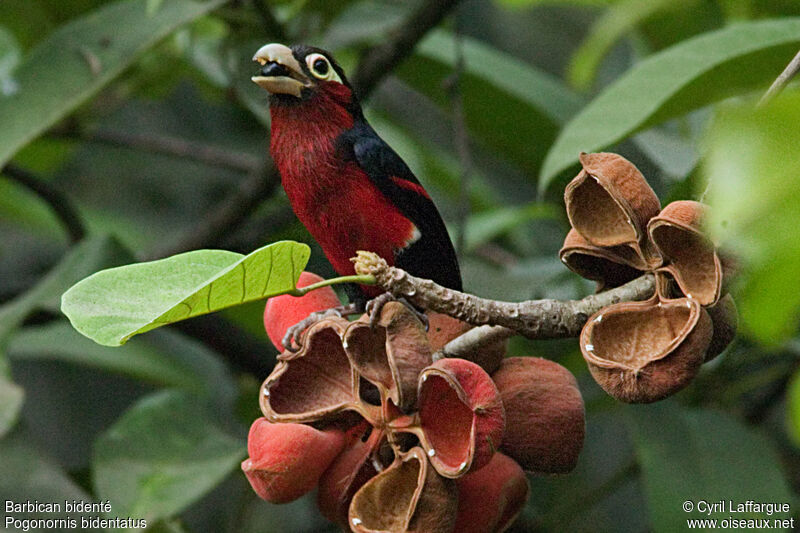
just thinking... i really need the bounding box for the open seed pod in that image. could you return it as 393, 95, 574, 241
343, 302, 433, 411
560, 228, 645, 291
317, 427, 384, 527
648, 201, 723, 306
349, 447, 457, 533
416, 358, 505, 478
580, 298, 712, 403
261, 317, 361, 423
491, 357, 585, 474
427, 314, 507, 374
242, 418, 346, 504
454, 452, 530, 533
564, 152, 661, 267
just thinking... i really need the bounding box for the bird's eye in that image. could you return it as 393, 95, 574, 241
306, 53, 338, 81
313, 58, 329, 76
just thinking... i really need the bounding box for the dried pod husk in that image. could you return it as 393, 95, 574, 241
263, 271, 342, 352
580, 298, 712, 403
242, 418, 346, 504
705, 293, 738, 361
560, 228, 645, 290
317, 427, 384, 527
453, 452, 529, 533
427, 313, 472, 350
565, 153, 660, 262
491, 357, 585, 474
417, 358, 505, 478
343, 302, 433, 411
261, 318, 360, 423
349, 447, 457, 533
648, 201, 723, 306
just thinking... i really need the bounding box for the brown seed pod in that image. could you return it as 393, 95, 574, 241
343, 302, 433, 411
317, 427, 384, 527
560, 228, 645, 291
453, 452, 530, 533
565, 153, 661, 265
705, 293, 738, 361
417, 358, 505, 478
648, 201, 723, 306
580, 298, 712, 403
427, 313, 507, 375
261, 318, 361, 424
349, 447, 457, 533
242, 418, 346, 504
491, 357, 585, 474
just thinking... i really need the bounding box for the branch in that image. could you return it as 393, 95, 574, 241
84, 129, 260, 173
351, 0, 464, 98
251, 0, 288, 41
353, 251, 656, 339
1, 164, 86, 243
758, 47, 800, 106
146, 162, 281, 259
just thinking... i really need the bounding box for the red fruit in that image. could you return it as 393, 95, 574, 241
454, 452, 529, 533
492, 357, 585, 474
264, 271, 341, 352
241, 418, 345, 503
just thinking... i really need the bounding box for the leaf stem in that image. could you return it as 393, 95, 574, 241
289, 274, 377, 296
758, 47, 800, 107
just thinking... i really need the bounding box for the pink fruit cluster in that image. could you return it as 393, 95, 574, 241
243, 272, 586, 532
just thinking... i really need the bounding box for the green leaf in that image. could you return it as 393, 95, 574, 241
399, 30, 582, 176
93, 390, 245, 521
628, 402, 792, 533
0, 235, 133, 346
464, 203, 560, 252
704, 95, 800, 344
788, 364, 800, 448
61, 241, 310, 346
0, 376, 24, 438
0, 0, 227, 168
0, 428, 90, 505
566, 0, 678, 91
7, 321, 235, 397
540, 18, 800, 191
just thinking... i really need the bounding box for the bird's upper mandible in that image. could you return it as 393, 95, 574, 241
251, 43, 346, 98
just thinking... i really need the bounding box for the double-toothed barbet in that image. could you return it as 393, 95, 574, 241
252, 43, 462, 349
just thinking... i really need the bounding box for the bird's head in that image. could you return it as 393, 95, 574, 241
251, 43, 353, 106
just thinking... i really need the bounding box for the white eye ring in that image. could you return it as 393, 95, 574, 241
305, 53, 342, 83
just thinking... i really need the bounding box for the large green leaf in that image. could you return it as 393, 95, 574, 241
628, 402, 792, 533
399, 30, 582, 177
540, 18, 800, 190
704, 95, 800, 344
0, 0, 227, 168
93, 390, 245, 522
61, 241, 310, 346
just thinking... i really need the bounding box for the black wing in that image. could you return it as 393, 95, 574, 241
337, 121, 462, 292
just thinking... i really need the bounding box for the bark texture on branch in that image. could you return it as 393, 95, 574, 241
353, 251, 656, 339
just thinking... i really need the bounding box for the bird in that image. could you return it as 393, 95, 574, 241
251, 43, 462, 349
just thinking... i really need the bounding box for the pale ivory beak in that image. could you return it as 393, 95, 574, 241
251, 43, 310, 98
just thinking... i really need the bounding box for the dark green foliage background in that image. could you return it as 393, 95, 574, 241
1, 1, 799, 531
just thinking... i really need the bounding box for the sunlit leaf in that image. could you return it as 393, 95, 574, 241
705, 94, 800, 344
541, 18, 800, 191
0, 0, 227, 168
629, 402, 792, 533
61, 241, 310, 346
93, 390, 245, 521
